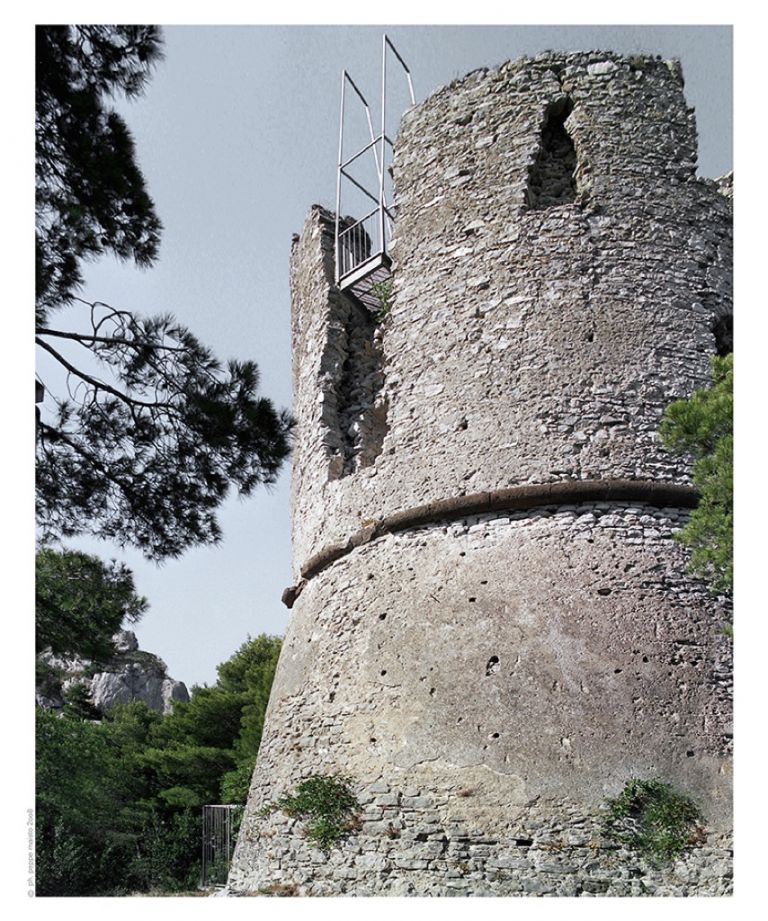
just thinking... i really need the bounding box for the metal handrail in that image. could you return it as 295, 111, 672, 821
334, 34, 414, 285
337, 210, 378, 277
339, 167, 381, 209
339, 205, 395, 232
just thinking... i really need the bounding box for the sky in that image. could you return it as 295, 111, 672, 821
34, 23, 735, 692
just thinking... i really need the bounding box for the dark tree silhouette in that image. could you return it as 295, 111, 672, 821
36, 25, 164, 319
35, 26, 292, 559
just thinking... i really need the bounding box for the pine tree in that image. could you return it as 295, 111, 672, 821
36, 547, 147, 660
35, 26, 292, 559
660, 353, 733, 594
36, 26, 164, 318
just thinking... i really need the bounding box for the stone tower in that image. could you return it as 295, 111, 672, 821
229, 51, 733, 896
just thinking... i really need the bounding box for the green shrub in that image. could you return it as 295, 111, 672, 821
261, 773, 360, 851
124, 808, 202, 893
370, 279, 394, 321
603, 778, 703, 863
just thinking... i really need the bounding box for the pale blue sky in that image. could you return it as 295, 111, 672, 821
43, 25, 732, 689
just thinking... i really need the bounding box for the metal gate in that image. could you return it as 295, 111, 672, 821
201, 804, 243, 889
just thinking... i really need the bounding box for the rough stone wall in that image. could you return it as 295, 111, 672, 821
288, 51, 732, 572
288, 215, 388, 560
230, 798, 733, 897
230, 506, 732, 895
230, 51, 732, 896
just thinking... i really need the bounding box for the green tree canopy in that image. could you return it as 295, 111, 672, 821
36, 634, 282, 894
35, 25, 292, 560
35, 566, 284, 894
36, 707, 131, 894
660, 353, 733, 594
216, 635, 282, 802
216, 632, 283, 694
146, 634, 282, 804
149, 685, 246, 751
36, 547, 147, 660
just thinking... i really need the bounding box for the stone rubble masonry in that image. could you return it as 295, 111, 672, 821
229, 51, 733, 896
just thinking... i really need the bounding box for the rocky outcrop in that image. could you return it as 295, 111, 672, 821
36, 630, 189, 715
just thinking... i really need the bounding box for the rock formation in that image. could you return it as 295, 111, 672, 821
36, 629, 189, 716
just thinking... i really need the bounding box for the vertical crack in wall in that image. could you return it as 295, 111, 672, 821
306, 209, 389, 482
337, 297, 388, 476
525, 97, 577, 209
688, 179, 732, 362
327, 295, 388, 479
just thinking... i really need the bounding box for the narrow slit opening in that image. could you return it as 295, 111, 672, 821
525, 97, 577, 210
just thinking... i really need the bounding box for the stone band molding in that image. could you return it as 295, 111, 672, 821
282, 478, 699, 607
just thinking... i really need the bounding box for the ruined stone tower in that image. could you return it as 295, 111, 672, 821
229, 51, 733, 896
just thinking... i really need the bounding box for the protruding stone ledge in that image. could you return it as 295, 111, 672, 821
281, 479, 699, 607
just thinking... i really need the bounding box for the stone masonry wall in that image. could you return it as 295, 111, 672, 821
231, 51, 733, 896
230, 505, 732, 895
288, 51, 732, 574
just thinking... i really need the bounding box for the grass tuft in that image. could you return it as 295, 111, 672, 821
603, 777, 704, 863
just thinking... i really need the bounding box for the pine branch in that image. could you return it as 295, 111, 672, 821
36, 326, 187, 353
36, 336, 176, 411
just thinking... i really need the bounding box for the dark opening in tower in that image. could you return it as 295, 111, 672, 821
325, 294, 388, 480
526, 97, 577, 210
712, 313, 733, 357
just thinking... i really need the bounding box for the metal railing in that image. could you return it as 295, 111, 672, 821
334, 35, 414, 287
201, 804, 243, 889
337, 209, 375, 278
337, 206, 397, 279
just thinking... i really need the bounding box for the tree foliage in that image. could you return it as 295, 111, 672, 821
660, 353, 733, 594
36, 707, 132, 895
36, 634, 282, 894
36, 26, 164, 319
148, 634, 282, 805
36, 304, 293, 559
36, 546, 147, 660
35, 25, 292, 559
216, 634, 282, 802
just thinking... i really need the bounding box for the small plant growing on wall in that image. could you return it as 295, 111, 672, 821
370, 278, 394, 322
259, 773, 360, 851
603, 778, 704, 864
